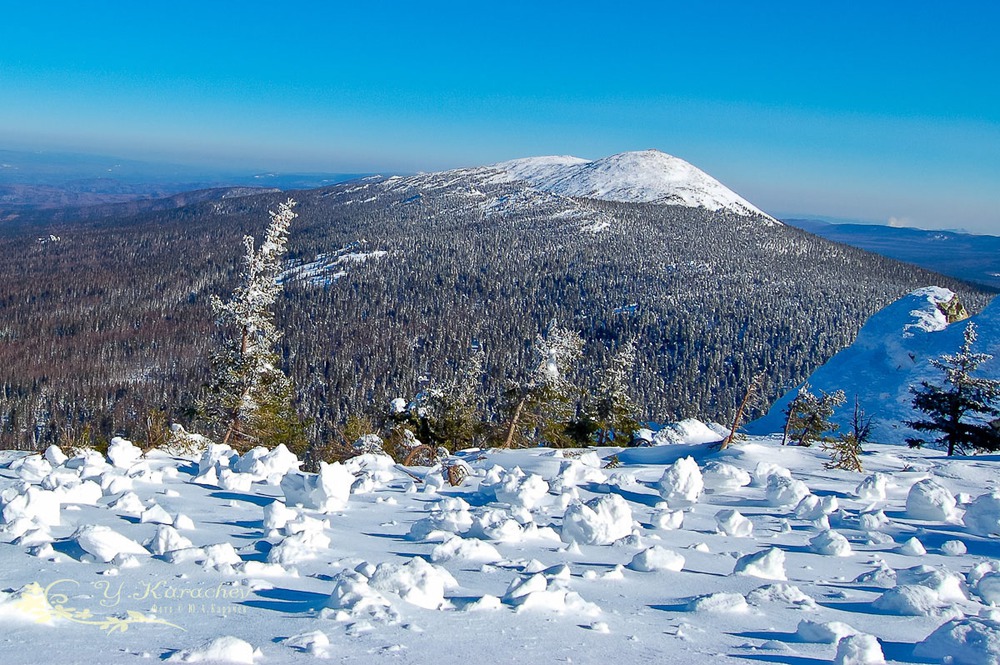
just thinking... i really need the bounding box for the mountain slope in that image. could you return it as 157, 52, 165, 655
490, 150, 774, 220
0, 154, 991, 449
748, 287, 1000, 444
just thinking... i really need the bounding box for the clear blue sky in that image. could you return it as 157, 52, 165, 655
2, 1, 998, 232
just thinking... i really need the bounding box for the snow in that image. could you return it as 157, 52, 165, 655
4, 434, 1000, 663
656, 455, 704, 507
490, 150, 776, 221
751, 286, 1000, 443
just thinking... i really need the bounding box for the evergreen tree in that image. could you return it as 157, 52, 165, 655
203, 199, 307, 453
423, 348, 485, 451
907, 322, 1000, 455
498, 321, 584, 448
592, 340, 640, 445
782, 383, 846, 447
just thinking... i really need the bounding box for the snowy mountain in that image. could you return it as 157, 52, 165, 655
749, 286, 1000, 444
490, 149, 776, 221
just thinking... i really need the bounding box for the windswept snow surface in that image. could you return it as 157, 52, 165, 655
3, 436, 1000, 663
750, 287, 1000, 443
491, 150, 777, 221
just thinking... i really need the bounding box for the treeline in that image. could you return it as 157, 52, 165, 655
0, 170, 992, 450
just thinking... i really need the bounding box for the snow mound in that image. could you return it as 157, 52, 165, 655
280, 461, 354, 513
430, 536, 503, 563
167, 636, 260, 664
964, 492, 1000, 536
686, 592, 749, 613
746, 584, 816, 609
502, 572, 600, 615
809, 530, 852, 556
106, 437, 143, 469
796, 619, 858, 643
906, 479, 960, 521
368, 557, 458, 610
560, 494, 633, 545
855, 473, 889, 502
914, 617, 1000, 665
2, 486, 60, 527
733, 548, 786, 580
766, 475, 810, 507
651, 419, 726, 445
322, 570, 398, 623
491, 150, 774, 220
871, 585, 959, 617
73, 525, 148, 563
715, 509, 753, 537
656, 456, 704, 508
834, 633, 885, 665
628, 546, 685, 572
702, 461, 751, 492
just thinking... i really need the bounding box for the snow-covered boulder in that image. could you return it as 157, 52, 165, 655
106, 437, 143, 469
167, 636, 260, 664
656, 456, 703, 508
906, 479, 959, 521
280, 462, 354, 513
733, 548, 786, 580
628, 546, 685, 572
73, 525, 148, 563
715, 509, 753, 537
810, 530, 852, 557
914, 617, 1000, 665
964, 492, 1000, 536
834, 634, 886, 665
701, 461, 751, 492
766, 474, 810, 507
560, 494, 633, 545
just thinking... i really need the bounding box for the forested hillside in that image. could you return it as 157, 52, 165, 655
0, 165, 991, 450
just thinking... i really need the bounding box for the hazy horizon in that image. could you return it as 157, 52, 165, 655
2, 1, 998, 233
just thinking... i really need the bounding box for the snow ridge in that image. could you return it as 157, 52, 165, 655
490, 150, 775, 222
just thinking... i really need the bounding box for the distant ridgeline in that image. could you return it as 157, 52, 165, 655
0, 150, 991, 449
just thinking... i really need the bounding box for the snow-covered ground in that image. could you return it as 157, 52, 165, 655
751, 287, 1000, 444
4, 433, 1000, 664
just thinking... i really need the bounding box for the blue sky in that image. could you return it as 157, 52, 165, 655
2, 1, 998, 232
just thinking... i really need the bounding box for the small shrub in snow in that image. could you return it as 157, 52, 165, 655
656, 456, 703, 508
906, 479, 959, 521
733, 548, 786, 580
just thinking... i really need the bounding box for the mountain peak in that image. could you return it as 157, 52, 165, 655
490, 150, 775, 221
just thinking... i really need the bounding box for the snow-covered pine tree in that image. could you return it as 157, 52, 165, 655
204, 198, 307, 453
592, 340, 640, 445
781, 383, 846, 447
499, 321, 584, 448
907, 322, 1000, 455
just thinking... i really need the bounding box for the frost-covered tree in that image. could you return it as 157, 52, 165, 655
204, 199, 307, 453
423, 348, 485, 451
498, 321, 584, 448
782, 384, 846, 447
592, 340, 640, 445
907, 322, 1000, 456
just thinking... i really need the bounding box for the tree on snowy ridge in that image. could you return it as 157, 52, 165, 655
907, 322, 1000, 455
202, 198, 307, 453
